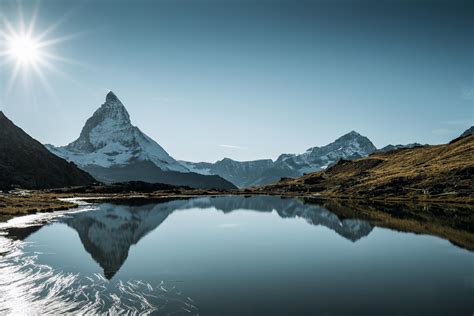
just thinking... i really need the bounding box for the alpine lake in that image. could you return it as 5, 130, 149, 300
0, 195, 473, 315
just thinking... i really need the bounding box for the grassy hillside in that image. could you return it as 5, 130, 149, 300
255, 135, 473, 203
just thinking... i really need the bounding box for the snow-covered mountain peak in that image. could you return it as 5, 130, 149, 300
63, 92, 132, 153
347, 130, 360, 137
106, 90, 120, 102
334, 130, 363, 142
275, 153, 296, 163
47, 92, 188, 172
270, 130, 376, 176
97, 91, 130, 124
102, 91, 130, 122
319, 130, 374, 154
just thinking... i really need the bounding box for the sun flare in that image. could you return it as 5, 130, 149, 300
0, 5, 74, 94
7, 35, 40, 65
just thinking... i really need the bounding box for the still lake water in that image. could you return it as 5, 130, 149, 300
0, 196, 473, 315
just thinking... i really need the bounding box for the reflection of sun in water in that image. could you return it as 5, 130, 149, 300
0, 5, 75, 94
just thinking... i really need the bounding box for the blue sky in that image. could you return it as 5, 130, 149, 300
1, 0, 473, 162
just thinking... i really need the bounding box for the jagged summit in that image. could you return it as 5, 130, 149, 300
345, 130, 361, 137
101, 91, 130, 121
331, 130, 364, 143
105, 90, 120, 103
270, 130, 376, 179
100, 91, 130, 120
66, 92, 131, 153
47, 91, 188, 172
304, 131, 366, 151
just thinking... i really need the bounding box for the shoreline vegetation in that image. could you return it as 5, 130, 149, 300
1, 187, 473, 217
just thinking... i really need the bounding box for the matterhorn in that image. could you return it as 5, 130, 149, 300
47, 91, 236, 189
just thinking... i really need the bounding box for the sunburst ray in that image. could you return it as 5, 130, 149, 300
0, 2, 77, 98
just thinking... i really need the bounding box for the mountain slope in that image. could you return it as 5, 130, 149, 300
256, 134, 474, 202
47, 92, 236, 190
183, 131, 377, 187
0, 112, 96, 190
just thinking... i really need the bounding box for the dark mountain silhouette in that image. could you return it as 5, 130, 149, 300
0, 112, 96, 190
83, 160, 236, 190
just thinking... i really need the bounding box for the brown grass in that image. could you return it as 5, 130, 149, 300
0, 188, 231, 218
0, 193, 77, 219
255, 135, 474, 203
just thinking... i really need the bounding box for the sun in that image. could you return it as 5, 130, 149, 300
0, 4, 75, 95
7, 35, 41, 65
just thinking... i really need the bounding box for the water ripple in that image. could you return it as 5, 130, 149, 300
0, 217, 198, 315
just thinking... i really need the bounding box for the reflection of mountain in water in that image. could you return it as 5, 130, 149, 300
62, 203, 173, 279
60, 196, 373, 279
174, 196, 374, 241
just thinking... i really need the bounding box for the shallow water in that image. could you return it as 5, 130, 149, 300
0, 196, 473, 315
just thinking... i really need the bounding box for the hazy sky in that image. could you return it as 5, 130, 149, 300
1, 0, 473, 162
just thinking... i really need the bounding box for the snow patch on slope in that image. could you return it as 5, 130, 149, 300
47, 92, 188, 172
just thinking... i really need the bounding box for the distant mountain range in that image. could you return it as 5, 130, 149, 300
182, 131, 425, 187
46, 92, 236, 190
180, 158, 275, 187
0, 112, 95, 190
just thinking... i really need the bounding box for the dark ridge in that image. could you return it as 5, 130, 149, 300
83, 160, 237, 190
0, 112, 96, 190
450, 126, 474, 144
